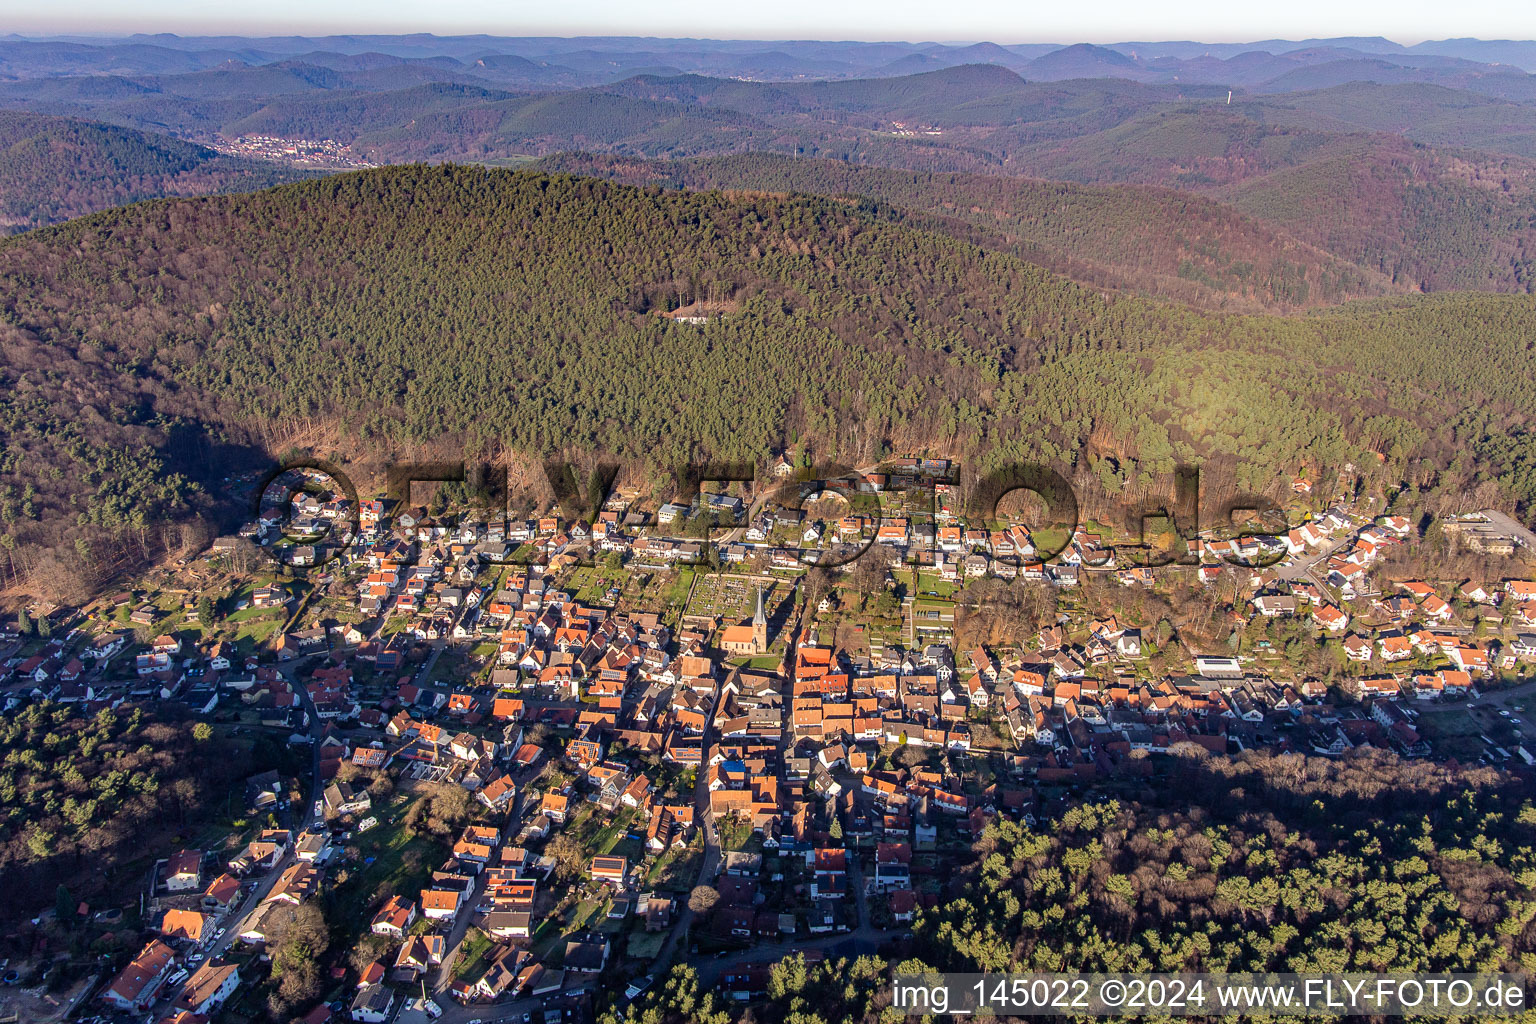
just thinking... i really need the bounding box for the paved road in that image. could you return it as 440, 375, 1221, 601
415, 639, 449, 686
1276, 531, 1349, 584
367, 593, 396, 641
145, 667, 326, 1019
1280, 515, 1425, 615
650, 675, 724, 974
432, 870, 491, 993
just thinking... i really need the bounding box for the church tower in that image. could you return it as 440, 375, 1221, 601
752, 587, 768, 654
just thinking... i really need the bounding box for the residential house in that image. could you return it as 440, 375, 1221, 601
420, 888, 462, 922
590, 855, 629, 886
160, 909, 211, 944
164, 849, 203, 891
323, 782, 371, 817
100, 939, 176, 1011
370, 895, 416, 938
350, 982, 394, 1023
174, 962, 240, 1016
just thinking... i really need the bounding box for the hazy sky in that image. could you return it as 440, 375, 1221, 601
6, 0, 1535, 44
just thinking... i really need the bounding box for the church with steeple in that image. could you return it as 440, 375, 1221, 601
752, 586, 768, 652
719, 586, 771, 657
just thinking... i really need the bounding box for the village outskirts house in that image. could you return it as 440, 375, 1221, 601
175, 962, 241, 1016
100, 939, 176, 1012
323, 781, 371, 817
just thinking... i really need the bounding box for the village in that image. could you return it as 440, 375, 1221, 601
5, 455, 1536, 1024
204, 135, 377, 170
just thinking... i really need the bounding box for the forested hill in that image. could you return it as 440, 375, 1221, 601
996, 106, 1536, 294
2, 163, 1536, 596
534, 152, 1400, 312
0, 112, 311, 233
913, 754, 1536, 978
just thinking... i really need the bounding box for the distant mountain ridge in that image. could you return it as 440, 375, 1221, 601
6, 32, 1536, 88
1, 36, 1534, 296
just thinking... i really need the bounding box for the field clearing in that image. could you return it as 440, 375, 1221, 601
330, 793, 445, 943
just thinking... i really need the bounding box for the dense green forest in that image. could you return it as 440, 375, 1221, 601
971, 106, 1536, 294
1, 164, 1536, 594
617, 754, 1536, 1024
0, 111, 310, 233
1216, 136, 1536, 293
1244, 83, 1536, 160
0, 702, 258, 925
535, 152, 1397, 311
915, 753, 1536, 978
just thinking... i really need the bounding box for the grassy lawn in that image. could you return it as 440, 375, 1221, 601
642, 846, 699, 891
609, 836, 645, 863
568, 897, 608, 933
715, 816, 752, 851
452, 928, 496, 983
331, 796, 447, 944
529, 914, 568, 960
224, 603, 278, 622
426, 652, 469, 688
660, 569, 696, 609
914, 572, 957, 598
225, 588, 287, 648
1418, 711, 1481, 737
233, 618, 284, 646
624, 926, 666, 959
577, 807, 636, 855
151, 590, 186, 613
1030, 526, 1071, 556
